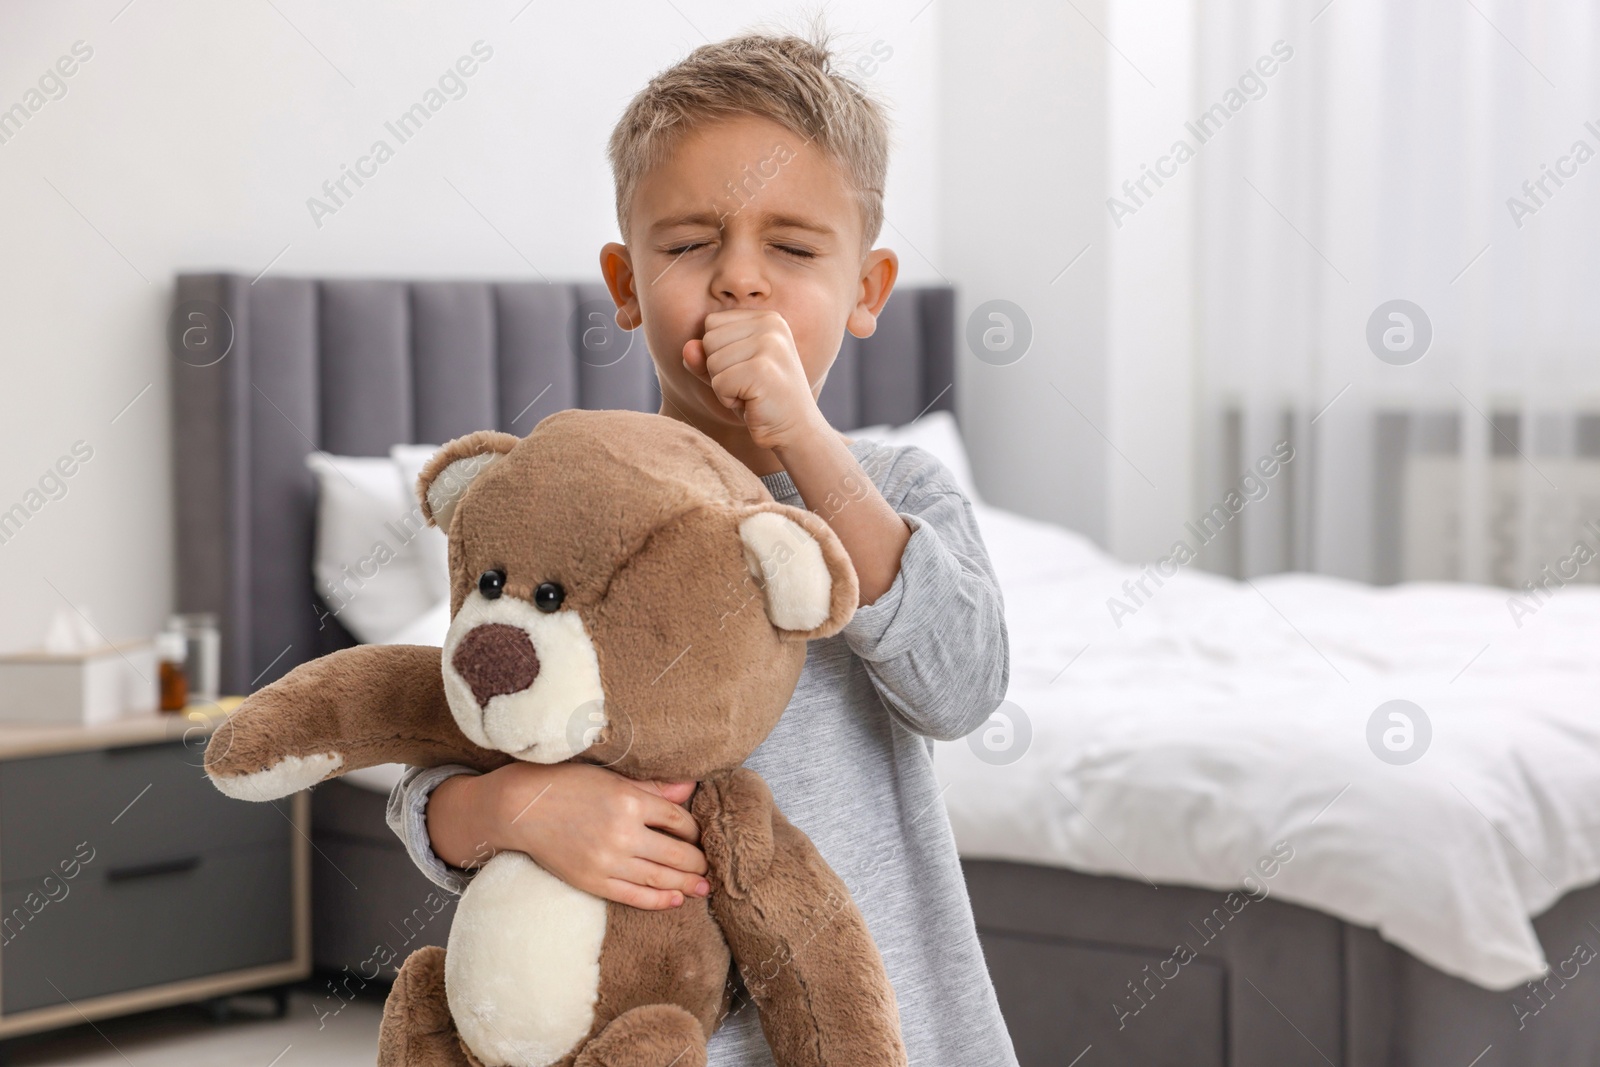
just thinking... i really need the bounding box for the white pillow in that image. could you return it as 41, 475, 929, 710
382, 598, 451, 648
390, 444, 452, 605
348, 561, 453, 800
304, 451, 448, 644
849, 410, 981, 503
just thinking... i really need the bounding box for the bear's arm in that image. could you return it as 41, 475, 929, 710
205, 644, 513, 801
693, 768, 908, 1067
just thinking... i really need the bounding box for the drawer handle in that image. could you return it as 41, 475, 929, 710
105, 856, 201, 883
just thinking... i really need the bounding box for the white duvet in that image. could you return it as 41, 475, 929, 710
935, 502, 1600, 991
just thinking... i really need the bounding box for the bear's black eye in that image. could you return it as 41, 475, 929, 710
534, 582, 565, 613
478, 570, 506, 600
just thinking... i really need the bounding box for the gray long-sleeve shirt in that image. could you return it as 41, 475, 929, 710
386, 439, 1020, 1067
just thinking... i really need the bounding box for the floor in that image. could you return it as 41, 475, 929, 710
3, 987, 383, 1067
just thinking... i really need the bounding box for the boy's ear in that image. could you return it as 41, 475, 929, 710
846, 248, 900, 339
417, 430, 521, 530
599, 242, 642, 330
737, 504, 858, 638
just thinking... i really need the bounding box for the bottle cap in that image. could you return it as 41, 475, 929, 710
157, 630, 187, 662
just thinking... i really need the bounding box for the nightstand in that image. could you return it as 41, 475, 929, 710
0, 705, 310, 1038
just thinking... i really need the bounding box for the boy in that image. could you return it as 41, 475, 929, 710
388, 28, 1018, 1067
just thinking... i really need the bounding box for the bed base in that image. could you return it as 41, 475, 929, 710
966, 859, 1600, 1066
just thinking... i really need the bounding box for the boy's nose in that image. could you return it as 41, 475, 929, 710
716, 287, 769, 307
711, 252, 771, 303
451, 623, 540, 707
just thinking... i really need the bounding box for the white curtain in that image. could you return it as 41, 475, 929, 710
1192, 0, 1600, 588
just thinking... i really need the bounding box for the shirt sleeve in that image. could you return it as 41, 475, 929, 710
841, 445, 1010, 742
385, 763, 483, 895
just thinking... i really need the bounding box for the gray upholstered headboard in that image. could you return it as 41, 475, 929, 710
170, 274, 955, 694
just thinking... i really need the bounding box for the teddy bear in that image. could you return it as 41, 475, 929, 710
204, 409, 908, 1067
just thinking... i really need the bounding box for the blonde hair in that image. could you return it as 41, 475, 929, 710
606, 24, 891, 253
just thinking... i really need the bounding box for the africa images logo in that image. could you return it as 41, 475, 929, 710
305, 41, 494, 229
1107, 40, 1294, 228
1365, 300, 1432, 366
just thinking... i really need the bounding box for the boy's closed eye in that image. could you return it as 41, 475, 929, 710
661, 240, 818, 259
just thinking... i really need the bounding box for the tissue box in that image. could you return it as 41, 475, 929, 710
0, 643, 159, 726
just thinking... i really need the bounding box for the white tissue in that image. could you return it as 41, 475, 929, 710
42, 606, 104, 655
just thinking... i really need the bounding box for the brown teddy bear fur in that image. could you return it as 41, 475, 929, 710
206, 410, 907, 1067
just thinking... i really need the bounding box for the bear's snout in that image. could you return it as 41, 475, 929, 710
452, 623, 541, 707
441, 595, 606, 761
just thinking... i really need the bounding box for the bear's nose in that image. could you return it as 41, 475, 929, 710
452, 623, 540, 707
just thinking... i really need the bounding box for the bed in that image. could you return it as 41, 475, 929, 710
171, 272, 1600, 1066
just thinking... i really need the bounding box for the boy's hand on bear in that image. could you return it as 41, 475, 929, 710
428, 762, 711, 911
682, 308, 825, 451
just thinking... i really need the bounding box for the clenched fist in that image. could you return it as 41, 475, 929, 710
681, 309, 826, 452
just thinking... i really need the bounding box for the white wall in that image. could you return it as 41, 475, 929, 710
938, 0, 1112, 540
0, 0, 945, 654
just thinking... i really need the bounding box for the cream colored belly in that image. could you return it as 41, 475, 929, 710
446, 852, 608, 1067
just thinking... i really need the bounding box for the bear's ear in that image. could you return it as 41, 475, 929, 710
737, 504, 859, 638
416, 430, 521, 531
